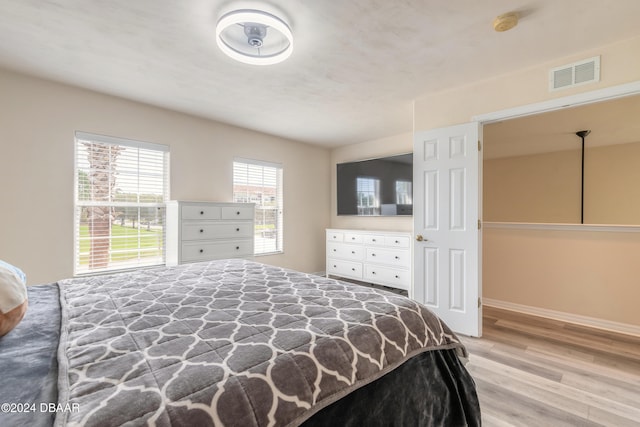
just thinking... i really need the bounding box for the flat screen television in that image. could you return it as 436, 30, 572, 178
337, 153, 413, 216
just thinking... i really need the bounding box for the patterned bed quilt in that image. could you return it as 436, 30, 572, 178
54, 259, 473, 426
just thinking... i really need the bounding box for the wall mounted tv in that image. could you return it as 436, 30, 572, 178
337, 153, 413, 216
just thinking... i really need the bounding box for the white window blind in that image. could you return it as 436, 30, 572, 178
395, 180, 412, 204
357, 177, 380, 215
233, 159, 283, 255
74, 132, 169, 274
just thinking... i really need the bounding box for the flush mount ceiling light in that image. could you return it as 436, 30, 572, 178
216, 9, 293, 65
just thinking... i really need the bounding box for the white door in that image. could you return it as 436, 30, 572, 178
413, 122, 482, 337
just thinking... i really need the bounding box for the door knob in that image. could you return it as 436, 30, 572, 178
416, 234, 427, 242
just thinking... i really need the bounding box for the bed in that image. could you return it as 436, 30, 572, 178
0, 259, 480, 426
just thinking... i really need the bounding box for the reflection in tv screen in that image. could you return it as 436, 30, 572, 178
337, 153, 413, 216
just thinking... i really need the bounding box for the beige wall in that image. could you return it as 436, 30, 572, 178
0, 68, 331, 285
484, 149, 581, 223
330, 132, 414, 232
484, 141, 640, 225
586, 142, 640, 225
412, 35, 640, 328
483, 226, 640, 326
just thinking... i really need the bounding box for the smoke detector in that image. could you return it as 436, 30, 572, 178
493, 12, 519, 32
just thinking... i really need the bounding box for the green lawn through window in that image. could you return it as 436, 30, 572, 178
78, 223, 163, 264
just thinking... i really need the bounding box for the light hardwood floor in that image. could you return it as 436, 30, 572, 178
459, 306, 640, 426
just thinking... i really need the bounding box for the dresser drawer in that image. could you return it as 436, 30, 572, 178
365, 247, 411, 267
327, 242, 364, 261
344, 233, 363, 244
221, 206, 254, 220
327, 231, 344, 242
384, 236, 411, 248
182, 205, 221, 220
363, 234, 386, 246
364, 265, 410, 290
326, 259, 363, 279
181, 240, 253, 262
181, 222, 254, 240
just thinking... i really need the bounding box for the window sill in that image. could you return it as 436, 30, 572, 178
254, 251, 284, 257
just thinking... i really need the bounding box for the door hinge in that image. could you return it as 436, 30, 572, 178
478, 297, 482, 308
478, 140, 482, 151
478, 219, 482, 230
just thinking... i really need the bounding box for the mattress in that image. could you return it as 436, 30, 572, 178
0, 259, 480, 426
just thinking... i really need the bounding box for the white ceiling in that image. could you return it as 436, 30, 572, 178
1, 0, 640, 147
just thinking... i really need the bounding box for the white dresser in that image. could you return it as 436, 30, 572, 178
326, 228, 412, 291
166, 201, 255, 266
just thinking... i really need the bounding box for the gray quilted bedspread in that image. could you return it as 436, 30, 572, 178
55, 259, 465, 427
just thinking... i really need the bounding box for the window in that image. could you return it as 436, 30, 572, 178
396, 180, 412, 204
357, 177, 380, 215
74, 132, 169, 274
233, 159, 283, 255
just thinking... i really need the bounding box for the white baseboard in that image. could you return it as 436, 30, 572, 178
483, 298, 640, 338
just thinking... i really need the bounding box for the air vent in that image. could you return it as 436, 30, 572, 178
549, 56, 600, 91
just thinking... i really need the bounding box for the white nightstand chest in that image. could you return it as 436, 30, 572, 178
166, 201, 255, 265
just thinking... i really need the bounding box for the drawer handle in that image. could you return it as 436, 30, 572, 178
200, 211, 204, 215
236, 246, 240, 250
372, 271, 376, 275
199, 249, 204, 253
371, 253, 376, 257
333, 265, 337, 268
236, 211, 240, 215
333, 249, 337, 252
395, 256, 400, 259
395, 275, 399, 278
351, 268, 356, 271
372, 239, 376, 242
200, 229, 204, 233
351, 237, 356, 240
236, 228, 240, 231
351, 251, 355, 254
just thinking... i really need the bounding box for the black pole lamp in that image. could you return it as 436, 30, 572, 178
576, 130, 591, 224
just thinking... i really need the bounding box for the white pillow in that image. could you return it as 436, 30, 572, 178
0, 260, 27, 313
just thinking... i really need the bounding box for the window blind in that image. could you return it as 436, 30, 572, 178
396, 180, 412, 204
233, 158, 283, 255
357, 177, 380, 215
74, 132, 170, 274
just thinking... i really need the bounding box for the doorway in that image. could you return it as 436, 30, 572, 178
477, 84, 640, 333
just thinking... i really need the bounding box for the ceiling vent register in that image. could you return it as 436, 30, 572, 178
549, 56, 600, 91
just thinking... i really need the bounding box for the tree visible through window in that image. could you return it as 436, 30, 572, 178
233, 159, 283, 255
74, 132, 169, 274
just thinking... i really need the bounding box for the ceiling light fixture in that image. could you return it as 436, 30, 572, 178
216, 9, 293, 65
